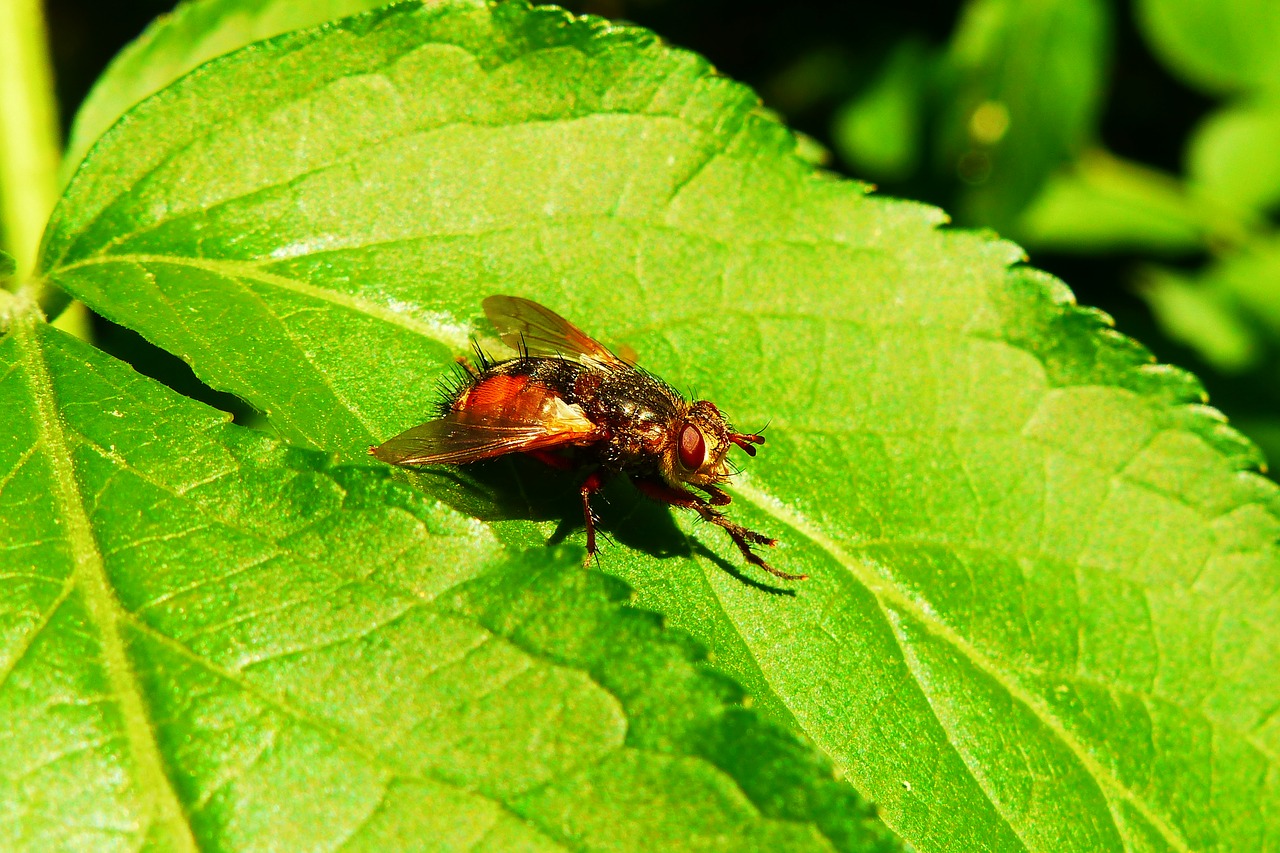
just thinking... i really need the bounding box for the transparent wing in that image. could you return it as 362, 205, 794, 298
483, 295, 629, 366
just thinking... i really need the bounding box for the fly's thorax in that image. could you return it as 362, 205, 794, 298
566, 366, 680, 471
599, 400, 680, 469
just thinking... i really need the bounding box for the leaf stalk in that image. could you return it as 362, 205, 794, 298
0, 0, 61, 290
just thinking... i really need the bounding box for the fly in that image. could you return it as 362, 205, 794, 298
370, 295, 804, 581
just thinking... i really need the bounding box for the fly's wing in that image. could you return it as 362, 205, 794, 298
370, 380, 600, 466
483, 295, 630, 367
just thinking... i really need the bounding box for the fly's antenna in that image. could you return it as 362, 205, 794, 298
728, 417, 769, 456
728, 431, 765, 456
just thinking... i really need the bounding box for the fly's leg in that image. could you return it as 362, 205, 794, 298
633, 478, 806, 581
523, 452, 602, 565
523, 451, 602, 565
697, 484, 733, 507
580, 470, 607, 564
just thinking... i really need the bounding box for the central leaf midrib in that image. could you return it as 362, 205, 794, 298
13, 312, 198, 851
53, 253, 465, 350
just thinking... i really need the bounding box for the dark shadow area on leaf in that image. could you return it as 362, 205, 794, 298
403, 454, 797, 593
91, 312, 263, 427
687, 539, 798, 597
415, 455, 688, 553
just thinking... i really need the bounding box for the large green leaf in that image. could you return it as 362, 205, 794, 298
0, 306, 891, 850
39, 1, 1280, 850
63, 0, 395, 172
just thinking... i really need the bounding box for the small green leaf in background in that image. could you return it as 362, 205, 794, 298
831, 41, 929, 183
1136, 0, 1280, 94
1186, 98, 1280, 214
1139, 267, 1261, 373
0, 308, 891, 850
937, 0, 1110, 232
0, 248, 14, 281
1018, 149, 1208, 253
37, 2, 1280, 851
1143, 238, 1280, 374
1126, 0, 1280, 399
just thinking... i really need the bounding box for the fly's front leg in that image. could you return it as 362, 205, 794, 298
697, 483, 733, 507
633, 478, 806, 581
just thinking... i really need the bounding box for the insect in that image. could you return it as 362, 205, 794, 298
370, 295, 804, 581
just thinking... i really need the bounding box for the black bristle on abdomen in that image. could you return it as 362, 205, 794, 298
433, 364, 473, 416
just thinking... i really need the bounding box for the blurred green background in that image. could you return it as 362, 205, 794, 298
42, 0, 1280, 470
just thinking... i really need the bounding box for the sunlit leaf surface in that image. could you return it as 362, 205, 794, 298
39, 1, 1280, 850
63, 0, 394, 171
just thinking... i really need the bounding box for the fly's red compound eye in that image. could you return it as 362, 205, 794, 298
678, 424, 706, 470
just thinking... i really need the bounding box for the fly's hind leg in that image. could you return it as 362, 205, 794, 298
633, 478, 806, 581
523, 451, 601, 566
580, 470, 608, 566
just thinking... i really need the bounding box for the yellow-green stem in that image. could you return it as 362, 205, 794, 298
0, 0, 61, 286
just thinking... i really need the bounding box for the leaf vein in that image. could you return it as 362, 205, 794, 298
730, 477, 1194, 853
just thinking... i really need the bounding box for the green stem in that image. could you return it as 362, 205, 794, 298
0, 0, 61, 290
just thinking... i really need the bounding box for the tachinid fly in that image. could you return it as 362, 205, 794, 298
370, 295, 803, 581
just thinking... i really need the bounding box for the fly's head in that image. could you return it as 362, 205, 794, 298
660, 400, 765, 489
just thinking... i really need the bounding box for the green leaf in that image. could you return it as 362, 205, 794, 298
1141, 237, 1280, 367
0, 309, 892, 850
831, 41, 929, 182
938, 0, 1110, 231
41, 2, 1280, 850
1187, 99, 1280, 214
63, 0, 395, 172
0, 250, 15, 327
1139, 267, 1261, 372
1018, 150, 1208, 253
1234, 417, 1280, 473
1136, 0, 1280, 94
